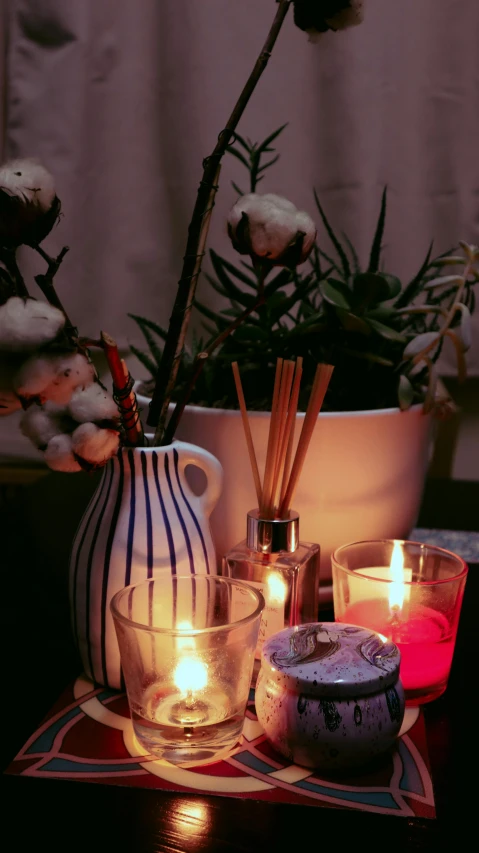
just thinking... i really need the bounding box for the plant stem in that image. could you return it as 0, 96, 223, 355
163, 276, 266, 445
148, 0, 292, 442
33, 245, 76, 335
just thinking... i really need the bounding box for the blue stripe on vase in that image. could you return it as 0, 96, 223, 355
173, 448, 210, 574
164, 454, 195, 575
85, 462, 115, 683
124, 449, 136, 586
71, 465, 110, 646
140, 451, 153, 578
152, 451, 176, 575
165, 452, 196, 621
99, 452, 125, 686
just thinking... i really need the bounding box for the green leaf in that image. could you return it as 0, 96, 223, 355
209, 251, 258, 289
264, 268, 294, 298
319, 279, 352, 310
129, 345, 158, 377
394, 242, 433, 309
341, 347, 395, 367
430, 255, 465, 266
398, 375, 415, 410
368, 187, 387, 273
209, 250, 257, 307
128, 315, 165, 365
367, 307, 398, 321
352, 272, 391, 308
367, 317, 407, 343
194, 300, 231, 329
231, 132, 251, 153
128, 314, 167, 340
341, 232, 361, 274
257, 124, 288, 154
423, 275, 464, 291
230, 324, 269, 343
381, 274, 402, 299
403, 331, 441, 359
335, 309, 371, 334
313, 190, 351, 280
226, 147, 250, 169
257, 154, 280, 174
231, 181, 244, 196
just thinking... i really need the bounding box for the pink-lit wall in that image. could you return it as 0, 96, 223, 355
1, 0, 478, 377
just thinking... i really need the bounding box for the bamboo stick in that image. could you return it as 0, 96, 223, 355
260, 358, 284, 516
232, 362, 262, 507
269, 360, 294, 514
279, 363, 334, 517
278, 357, 303, 512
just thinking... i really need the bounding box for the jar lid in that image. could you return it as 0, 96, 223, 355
260, 622, 401, 698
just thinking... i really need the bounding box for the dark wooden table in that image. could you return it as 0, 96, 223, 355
1, 478, 476, 852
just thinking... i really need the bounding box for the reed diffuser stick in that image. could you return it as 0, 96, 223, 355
232, 361, 262, 507
279, 363, 334, 517
278, 356, 303, 510
260, 358, 284, 516
268, 360, 294, 514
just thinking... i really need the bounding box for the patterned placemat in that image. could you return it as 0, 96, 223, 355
5, 674, 435, 818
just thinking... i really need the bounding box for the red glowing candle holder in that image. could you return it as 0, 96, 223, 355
331, 539, 468, 706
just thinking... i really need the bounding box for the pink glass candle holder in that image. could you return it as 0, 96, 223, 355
332, 539, 468, 706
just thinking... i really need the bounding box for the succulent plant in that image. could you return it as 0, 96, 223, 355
130, 126, 478, 414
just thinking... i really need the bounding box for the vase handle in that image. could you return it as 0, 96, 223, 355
175, 442, 223, 518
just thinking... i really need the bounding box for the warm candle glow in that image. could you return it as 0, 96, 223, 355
266, 572, 287, 605
388, 541, 406, 613
174, 657, 208, 695
176, 620, 195, 651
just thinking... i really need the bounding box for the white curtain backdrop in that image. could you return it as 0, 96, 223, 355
2, 0, 479, 375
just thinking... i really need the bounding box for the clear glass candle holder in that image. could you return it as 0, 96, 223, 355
332, 539, 468, 706
110, 576, 264, 766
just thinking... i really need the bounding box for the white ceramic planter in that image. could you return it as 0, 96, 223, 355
136, 388, 434, 601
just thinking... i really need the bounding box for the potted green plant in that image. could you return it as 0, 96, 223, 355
130, 126, 478, 593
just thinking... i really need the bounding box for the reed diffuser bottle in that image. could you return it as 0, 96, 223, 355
222, 357, 332, 682
223, 509, 320, 682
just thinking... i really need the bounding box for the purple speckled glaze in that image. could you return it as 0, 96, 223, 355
256, 622, 405, 771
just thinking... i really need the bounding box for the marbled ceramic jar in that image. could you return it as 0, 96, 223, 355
255, 622, 405, 771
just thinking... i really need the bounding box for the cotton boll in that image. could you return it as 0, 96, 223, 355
19, 403, 73, 449
71, 422, 120, 466
0, 297, 65, 351
0, 158, 61, 247
44, 433, 82, 472
41, 353, 95, 405
293, 1, 364, 40
15, 351, 95, 404
0, 159, 56, 210
68, 382, 119, 424
227, 193, 316, 267
14, 354, 59, 399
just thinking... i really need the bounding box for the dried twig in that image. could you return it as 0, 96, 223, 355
147, 0, 292, 441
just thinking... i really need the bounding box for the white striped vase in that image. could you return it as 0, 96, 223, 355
69, 440, 223, 689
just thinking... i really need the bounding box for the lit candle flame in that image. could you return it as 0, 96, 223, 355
388, 541, 405, 614
174, 657, 208, 695
266, 572, 287, 605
